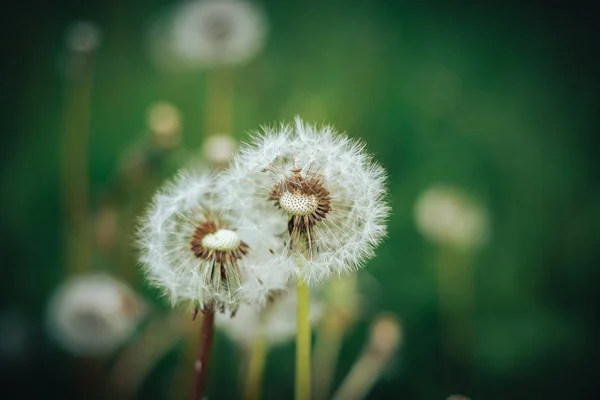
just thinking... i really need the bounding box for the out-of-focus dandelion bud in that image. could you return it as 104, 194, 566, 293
148, 0, 268, 71
61, 21, 103, 79
65, 21, 103, 53
414, 185, 490, 249
46, 274, 147, 357
147, 102, 182, 149
332, 313, 402, 400
202, 134, 237, 166
323, 275, 363, 333
368, 313, 403, 359
216, 290, 323, 348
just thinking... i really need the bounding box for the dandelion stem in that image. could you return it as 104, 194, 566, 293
296, 280, 311, 400
244, 334, 267, 400
313, 318, 344, 400
192, 307, 215, 400
204, 68, 235, 135
60, 53, 95, 275
437, 246, 474, 388
107, 314, 185, 399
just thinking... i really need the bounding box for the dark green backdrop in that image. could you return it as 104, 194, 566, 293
1, 1, 599, 399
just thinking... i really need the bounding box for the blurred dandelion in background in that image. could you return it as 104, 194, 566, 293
217, 290, 323, 349
148, 0, 267, 71
415, 184, 490, 250
146, 101, 183, 149
202, 133, 238, 167
46, 274, 146, 357
415, 184, 490, 387
217, 289, 323, 399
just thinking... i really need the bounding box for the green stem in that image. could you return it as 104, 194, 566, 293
296, 280, 311, 400
313, 318, 344, 400
244, 334, 267, 400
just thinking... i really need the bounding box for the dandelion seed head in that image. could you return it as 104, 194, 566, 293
217, 117, 389, 285
138, 170, 284, 314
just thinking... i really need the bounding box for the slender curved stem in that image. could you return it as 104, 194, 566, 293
296, 280, 311, 400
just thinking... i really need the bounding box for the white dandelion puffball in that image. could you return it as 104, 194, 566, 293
46, 274, 146, 357
149, 0, 267, 70
414, 185, 490, 249
203, 134, 238, 166
217, 117, 390, 285
138, 171, 287, 315
216, 289, 323, 348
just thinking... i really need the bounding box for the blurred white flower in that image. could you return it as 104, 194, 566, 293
216, 289, 323, 348
202, 134, 237, 166
217, 117, 389, 285
414, 185, 490, 249
147, 102, 182, 148
148, 0, 267, 71
138, 170, 286, 315
65, 21, 103, 53
60, 20, 103, 79
46, 274, 146, 357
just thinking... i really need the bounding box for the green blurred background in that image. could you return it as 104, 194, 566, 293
1, 0, 599, 399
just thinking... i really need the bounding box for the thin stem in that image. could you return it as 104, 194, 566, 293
244, 334, 267, 400
330, 352, 382, 400
437, 246, 474, 390
203, 68, 235, 135
192, 307, 215, 400
60, 52, 95, 275
296, 280, 311, 400
313, 317, 344, 400
437, 246, 474, 358
107, 314, 185, 399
